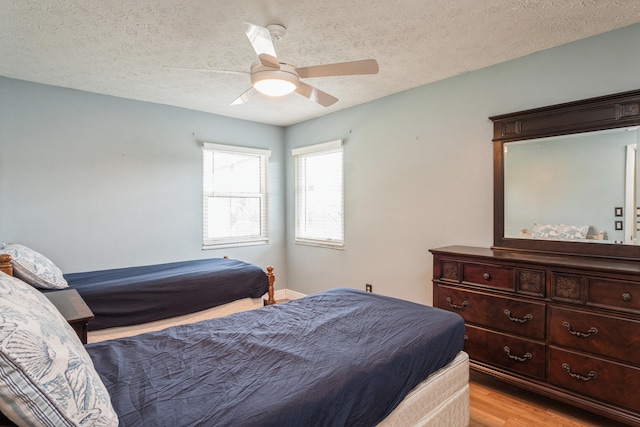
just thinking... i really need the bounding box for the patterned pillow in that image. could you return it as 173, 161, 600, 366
531, 224, 589, 240
0, 274, 118, 427
1, 243, 68, 289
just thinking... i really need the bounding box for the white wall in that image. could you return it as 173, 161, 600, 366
284, 23, 640, 305
0, 79, 287, 288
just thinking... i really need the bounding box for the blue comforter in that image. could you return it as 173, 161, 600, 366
64, 258, 268, 330
86, 288, 465, 427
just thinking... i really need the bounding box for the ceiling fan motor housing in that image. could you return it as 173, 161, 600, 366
266, 24, 287, 40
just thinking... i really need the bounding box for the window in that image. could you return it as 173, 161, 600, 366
293, 140, 344, 248
202, 143, 270, 249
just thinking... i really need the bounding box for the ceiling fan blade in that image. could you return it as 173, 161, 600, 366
242, 22, 278, 61
257, 53, 280, 69
295, 82, 338, 107
230, 87, 256, 106
296, 59, 379, 78
162, 65, 248, 76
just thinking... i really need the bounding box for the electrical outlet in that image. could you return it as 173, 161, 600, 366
365, 284, 373, 293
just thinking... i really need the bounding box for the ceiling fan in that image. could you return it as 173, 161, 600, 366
169, 22, 379, 107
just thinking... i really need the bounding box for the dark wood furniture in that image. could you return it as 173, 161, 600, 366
431, 245, 640, 426
491, 88, 640, 259
431, 89, 640, 426
44, 289, 94, 344
263, 265, 276, 306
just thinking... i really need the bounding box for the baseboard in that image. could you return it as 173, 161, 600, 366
274, 289, 306, 300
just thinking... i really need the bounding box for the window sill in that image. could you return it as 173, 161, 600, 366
202, 240, 269, 250
294, 239, 344, 250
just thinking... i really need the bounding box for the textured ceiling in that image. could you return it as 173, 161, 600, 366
2, 0, 640, 126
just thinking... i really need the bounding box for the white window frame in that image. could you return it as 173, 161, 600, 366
202, 142, 270, 249
292, 139, 344, 248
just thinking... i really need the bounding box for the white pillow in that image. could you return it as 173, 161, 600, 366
1, 243, 68, 289
0, 273, 118, 427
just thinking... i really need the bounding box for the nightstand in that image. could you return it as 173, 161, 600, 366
45, 289, 94, 344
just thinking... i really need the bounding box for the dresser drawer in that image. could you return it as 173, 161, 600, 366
437, 285, 546, 340
548, 305, 640, 365
549, 346, 640, 412
465, 325, 545, 380
588, 277, 640, 314
462, 263, 514, 290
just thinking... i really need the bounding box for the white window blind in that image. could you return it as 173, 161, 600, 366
293, 140, 344, 248
202, 143, 270, 249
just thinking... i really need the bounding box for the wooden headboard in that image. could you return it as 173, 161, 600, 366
0, 254, 12, 276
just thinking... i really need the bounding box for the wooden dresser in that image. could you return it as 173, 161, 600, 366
431, 245, 640, 426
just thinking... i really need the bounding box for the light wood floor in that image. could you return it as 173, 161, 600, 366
469, 371, 629, 426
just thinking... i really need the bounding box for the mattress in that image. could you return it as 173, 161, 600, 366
86, 288, 465, 426
379, 351, 470, 427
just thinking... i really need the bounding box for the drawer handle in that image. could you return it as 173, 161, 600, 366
562, 322, 598, 338
503, 346, 532, 362
482, 273, 491, 280
622, 292, 632, 302
446, 297, 468, 310
463, 335, 468, 342
562, 363, 597, 382
504, 309, 533, 324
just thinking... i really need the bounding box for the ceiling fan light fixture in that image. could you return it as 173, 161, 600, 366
251, 63, 300, 97
253, 78, 297, 96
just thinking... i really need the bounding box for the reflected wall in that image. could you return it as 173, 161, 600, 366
504, 128, 640, 244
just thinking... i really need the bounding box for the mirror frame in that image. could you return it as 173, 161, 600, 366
491, 89, 640, 259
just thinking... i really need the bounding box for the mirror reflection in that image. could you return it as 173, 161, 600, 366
504, 127, 640, 245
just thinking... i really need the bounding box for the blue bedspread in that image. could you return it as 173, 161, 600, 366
86, 288, 465, 427
64, 258, 268, 330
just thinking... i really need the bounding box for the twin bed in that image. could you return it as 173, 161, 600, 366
62, 257, 274, 342
0, 246, 469, 426
0, 244, 276, 342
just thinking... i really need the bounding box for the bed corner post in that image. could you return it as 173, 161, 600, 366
0, 254, 13, 276
264, 266, 276, 306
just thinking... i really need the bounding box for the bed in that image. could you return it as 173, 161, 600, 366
0, 244, 276, 342
62, 258, 273, 331
0, 272, 470, 427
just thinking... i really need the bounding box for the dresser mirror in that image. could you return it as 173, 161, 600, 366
504, 126, 640, 244
491, 89, 640, 259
